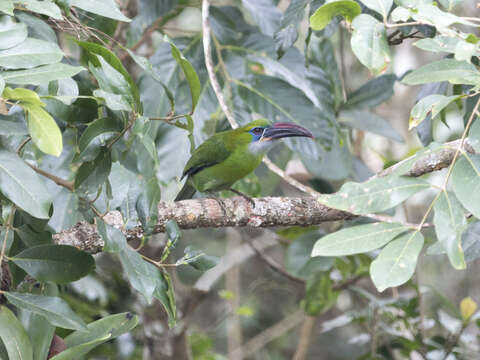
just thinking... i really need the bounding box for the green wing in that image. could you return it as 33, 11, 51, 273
181, 133, 232, 179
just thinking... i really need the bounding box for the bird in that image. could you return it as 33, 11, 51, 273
175, 119, 314, 205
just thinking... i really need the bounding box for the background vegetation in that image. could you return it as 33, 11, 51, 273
0, 0, 480, 359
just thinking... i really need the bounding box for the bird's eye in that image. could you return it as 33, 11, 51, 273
252, 127, 263, 135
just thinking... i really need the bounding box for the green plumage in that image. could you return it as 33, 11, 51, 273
175, 120, 269, 200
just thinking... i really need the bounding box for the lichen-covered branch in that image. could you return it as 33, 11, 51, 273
51, 138, 474, 253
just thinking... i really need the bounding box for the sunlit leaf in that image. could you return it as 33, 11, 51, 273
312, 223, 408, 256
351, 14, 391, 75
309, 0, 361, 30
21, 103, 63, 156
359, 0, 393, 19
0, 16, 27, 50
460, 296, 477, 321
70, 0, 131, 22
409, 94, 460, 129
370, 231, 424, 292
319, 176, 430, 215
16, 0, 62, 19
2, 63, 84, 85
0, 38, 63, 69
403, 59, 480, 85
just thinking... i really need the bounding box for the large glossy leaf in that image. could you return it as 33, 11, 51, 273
153, 270, 176, 328
16, 0, 62, 19
49, 313, 139, 359
0, 150, 51, 218
409, 94, 460, 129
70, 0, 131, 22
370, 231, 424, 292
312, 223, 408, 256
0, 16, 27, 50
169, 40, 201, 113
414, 36, 459, 54
433, 191, 467, 269
20, 306, 55, 360
403, 59, 480, 85
2, 63, 84, 85
136, 177, 161, 234
351, 14, 391, 75
75, 149, 112, 196
360, 0, 392, 19
97, 220, 126, 253
0, 1, 14, 16
0, 306, 33, 360
5, 292, 87, 330
76, 117, 122, 162
22, 103, 63, 156
451, 153, 480, 219
2, 87, 44, 106
10, 244, 95, 284
77, 41, 140, 109
309, 0, 361, 30
119, 246, 159, 304
14, 12, 56, 43
0, 38, 63, 69
320, 176, 430, 215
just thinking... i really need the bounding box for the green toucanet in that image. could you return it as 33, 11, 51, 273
175, 119, 314, 202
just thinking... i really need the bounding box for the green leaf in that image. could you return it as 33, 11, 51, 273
351, 14, 391, 75
411, 3, 477, 30
339, 110, 404, 143
21, 103, 63, 156
242, 0, 281, 36
274, 0, 309, 57
49, 313, 138, 359
320, 176, 430, 214
0, 38, 63, 69
50, 337, 109, 360
433, 191, 467, 269
370, 231, 424, 292
77, 41, 140, 110
119, 246, 159, 303
97, 220, 126, 253
0, 16, 27, 50
0, 150, 51, 218
409, 94, 461, 129
359, 0, 392, 19
343, 74, 396, 109
20, 302, 55, 360
136, 177, 161, 234
462, 221, 480, 263
70, 0, 131, 22
0, 0, 14, 16
14, 12, 56, 43
169, 40, 201, 113
451, 153, 480, 219
2, 63, 84, 85
312, 223, 408, 257
286, 231, 334, 279
10, 244, 95, 284
414, 36, 459, 54
5, 292, 87, 330
402, 59, 480, 86
0, 305, 33, 360
74, 149, 112, 196
153, 270, 176, 328
302, 274, 338, 316
93, 89, 132, 111
309, 0, 361, 30
126, 49, 175, 114
176, 246, 220, 271
76, 117, 122, 162
0, 75, 4, 94
2, 87, 44, 106
16, 0, 62, 19
455, 40, 477, 63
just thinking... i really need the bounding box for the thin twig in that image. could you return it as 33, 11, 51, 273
16, 136, 31, 155
293, 316, 317, 360
25, 163, 74, 191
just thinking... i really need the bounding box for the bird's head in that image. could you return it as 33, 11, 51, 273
240, 119, 314, 154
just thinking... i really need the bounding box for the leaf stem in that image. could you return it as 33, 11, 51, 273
25, 162, 74, 191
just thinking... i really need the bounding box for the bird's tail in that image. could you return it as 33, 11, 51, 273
174, 181, 196, 201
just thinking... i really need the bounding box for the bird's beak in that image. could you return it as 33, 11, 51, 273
262, 122, 314, 141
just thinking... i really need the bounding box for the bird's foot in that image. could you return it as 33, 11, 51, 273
206, 193, 228, 216
229, 188, 255, 208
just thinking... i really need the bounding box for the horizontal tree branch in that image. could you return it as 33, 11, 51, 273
51, 139, 474, 254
